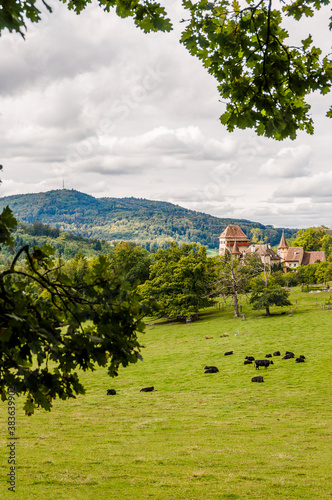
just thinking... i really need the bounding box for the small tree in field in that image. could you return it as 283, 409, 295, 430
250, 276, 292, 316
216, 252, 263, 318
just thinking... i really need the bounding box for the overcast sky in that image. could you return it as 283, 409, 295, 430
0, 0, 331, 228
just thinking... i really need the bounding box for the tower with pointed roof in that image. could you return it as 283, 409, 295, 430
277, 232, 289, 261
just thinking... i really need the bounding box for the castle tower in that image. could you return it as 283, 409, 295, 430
277, 232, 289, 261
219, 225, 251, 256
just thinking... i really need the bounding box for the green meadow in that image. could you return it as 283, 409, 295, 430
1, 288, 331, 499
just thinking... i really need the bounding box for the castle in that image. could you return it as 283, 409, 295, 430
219, 225, 325, 271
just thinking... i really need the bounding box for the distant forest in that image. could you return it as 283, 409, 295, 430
0, 189, 298, 250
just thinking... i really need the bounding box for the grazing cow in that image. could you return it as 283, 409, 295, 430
273, 351, 280, 356
283, 352, 295, 359
296, 357, 305, 363
252, 376, 264, 382
244, 360, 253, 365
245, 356, 255, 361
140, 386, 154, 392
285, 351, 295, 356
265, 354, 272, 358
299, 355, 306, 359
107, 389, 116, 395
224, 351, 233, 356
255, 359, 273, 370
204, 366, 219, 373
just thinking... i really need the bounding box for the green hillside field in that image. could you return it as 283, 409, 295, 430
1, 288, 331, 499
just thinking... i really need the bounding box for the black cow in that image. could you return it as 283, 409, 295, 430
107, 389, 116, 395
283, 352, 295, 359
245, 356, 255, 361
204, 366, 219, 373
273, 351, 280, 356
252, 376, 264, 382
224, 351, 233, 356
140, 386, 154, 392
265, 354, 272, 358
255, 359, 273, 370
244, 360, 253, 365
299, 355, 306, 359
296, 357, 305, 363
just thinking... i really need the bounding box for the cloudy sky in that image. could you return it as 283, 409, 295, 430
0, 0, 331, 228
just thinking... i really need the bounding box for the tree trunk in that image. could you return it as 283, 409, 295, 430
265, 306, 271, 316
233, 292, 240, 318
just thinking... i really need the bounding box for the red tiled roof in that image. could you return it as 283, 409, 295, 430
284, 247, 304, 263
248, 244, 280, 261
219, 225, 250, 243
302, 251, 326, 265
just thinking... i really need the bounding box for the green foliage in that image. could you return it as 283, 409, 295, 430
272, 269, 299, 287
0, 205, 17, 249
0, 0, 172, 38
181, 0, 332, 140
292, 225, 331, 252
140, 241, 217, 320
296, 260, 330, 285
0, 219, 112, 266
250, 275, 292, 315
0, 207, 149, 414
0, 189, 298, 250
111, 241, 152, 286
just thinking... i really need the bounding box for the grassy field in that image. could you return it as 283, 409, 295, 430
1, 288, 331, 499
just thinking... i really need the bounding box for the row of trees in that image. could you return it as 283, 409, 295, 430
138, 241, 291, 319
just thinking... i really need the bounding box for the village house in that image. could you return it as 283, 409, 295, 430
277, 233, 325, 271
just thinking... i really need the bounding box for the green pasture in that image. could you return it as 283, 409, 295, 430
1, 288, 331, 499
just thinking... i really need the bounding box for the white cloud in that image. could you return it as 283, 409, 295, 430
274, 171, 332, 199
260, 145, 312, 178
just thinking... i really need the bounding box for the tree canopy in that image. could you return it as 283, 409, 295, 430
292, 225, 332, 256
140, 241, 217, 320
250, 275, 292, 315
0, 0, 331, 140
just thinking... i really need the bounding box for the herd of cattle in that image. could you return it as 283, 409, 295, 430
204, 349, 306, 383
106, 349, 306, 394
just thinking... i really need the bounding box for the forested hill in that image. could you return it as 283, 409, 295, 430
0, 189, 297, 249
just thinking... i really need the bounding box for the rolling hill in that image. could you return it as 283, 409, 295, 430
0, 189, 297, 249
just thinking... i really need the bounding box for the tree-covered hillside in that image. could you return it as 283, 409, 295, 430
0, 190, 297, 249
0, 220, 112, 266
